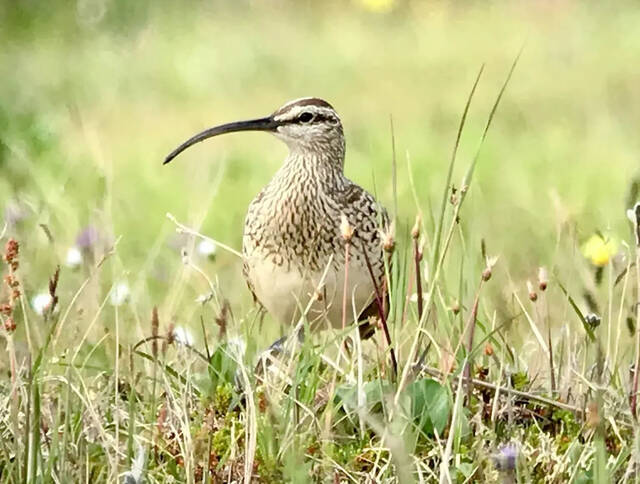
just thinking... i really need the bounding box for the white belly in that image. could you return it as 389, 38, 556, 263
246, 256, 376, 329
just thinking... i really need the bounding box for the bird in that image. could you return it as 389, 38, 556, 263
164, 97, 388, 334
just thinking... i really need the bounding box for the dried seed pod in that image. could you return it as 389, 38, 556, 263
340, 213, 354, 242
3, 239, 19, 264
381, 223, 396, 253
538, 267, 548, 291
482, 268, 492, 282
4, 317, 16, 332
451, 301, 460, 315
411, 215, 421, 240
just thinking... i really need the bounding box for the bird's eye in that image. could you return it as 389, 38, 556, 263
299, 112, 314, 123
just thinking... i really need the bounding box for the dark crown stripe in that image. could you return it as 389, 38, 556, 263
274, 97, 335, 117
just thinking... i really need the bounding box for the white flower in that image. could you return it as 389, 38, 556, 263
228, 337, 246, 359
110, 282, 130, 306
172, 326, 194, 346
32, 293, 53, 315
65, 247, 83, 269
197, 239, 217, 258
194, 293, 213, 304
122, 441, 145, 484
409, 293, 427, 303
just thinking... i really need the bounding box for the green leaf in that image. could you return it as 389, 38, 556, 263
407, 378, 451, 436
556, 279, 596, 342
208, 343, 239, 389
456, 462, 475, 480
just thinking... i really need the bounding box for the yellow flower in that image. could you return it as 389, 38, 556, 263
581, 234, 618, 267
355, 0, 395, 13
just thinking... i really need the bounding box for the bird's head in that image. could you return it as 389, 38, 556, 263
164, 97, 344, 165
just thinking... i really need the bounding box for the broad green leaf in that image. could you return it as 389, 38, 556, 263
407, 378, 451, 436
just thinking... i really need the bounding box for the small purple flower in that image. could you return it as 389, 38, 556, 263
4, 201, 30, 226
493, 443, 518, 471
76, 225, 99, 249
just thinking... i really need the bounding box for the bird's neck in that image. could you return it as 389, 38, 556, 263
276, 146, 346, 187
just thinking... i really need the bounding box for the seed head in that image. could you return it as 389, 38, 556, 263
4, 275, 18, 288
482, 256, 499, 282
381, 222, 395, 253
4, 317, 16, 332
538, 266, 548, 291
451, 300, 460, 315
481, 268, 491, 281
3, 239, 19, 265
411, 215, 421, 240
163, 323, 174, 354
340, 213, 354, 242
527, 280, 537, 302
585, 312, 601, 329
48, 266, 60, 314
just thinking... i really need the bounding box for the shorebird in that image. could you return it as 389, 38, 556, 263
164, 97, 388, 333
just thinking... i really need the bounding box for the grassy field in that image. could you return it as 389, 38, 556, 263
2, 1, 640, 482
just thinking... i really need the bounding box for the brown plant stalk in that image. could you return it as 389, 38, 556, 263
360, 241, 397, 379
412, 216, 424, 321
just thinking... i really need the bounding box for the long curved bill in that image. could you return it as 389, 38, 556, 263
164, 116, 278, 165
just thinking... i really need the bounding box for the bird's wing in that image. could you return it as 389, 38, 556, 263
241, 259, 262, 305
337, 181, 390, 338
337, 182, 389, 233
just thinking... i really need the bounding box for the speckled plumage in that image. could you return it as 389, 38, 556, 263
165, 97, 388, 330
241, 98, 388, 328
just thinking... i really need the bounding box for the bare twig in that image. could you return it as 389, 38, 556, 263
421, 366, 585, 417
166, 212, 242, 258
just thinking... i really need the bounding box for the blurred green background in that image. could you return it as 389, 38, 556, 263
1, 0, 639, 343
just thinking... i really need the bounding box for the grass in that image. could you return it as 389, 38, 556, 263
2, 1, 640, 482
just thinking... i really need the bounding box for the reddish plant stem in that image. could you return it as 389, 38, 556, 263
413, 237, 424, 321
360, 242, 397, 379
463, 279, 483, 403
342, 241, 350, 331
